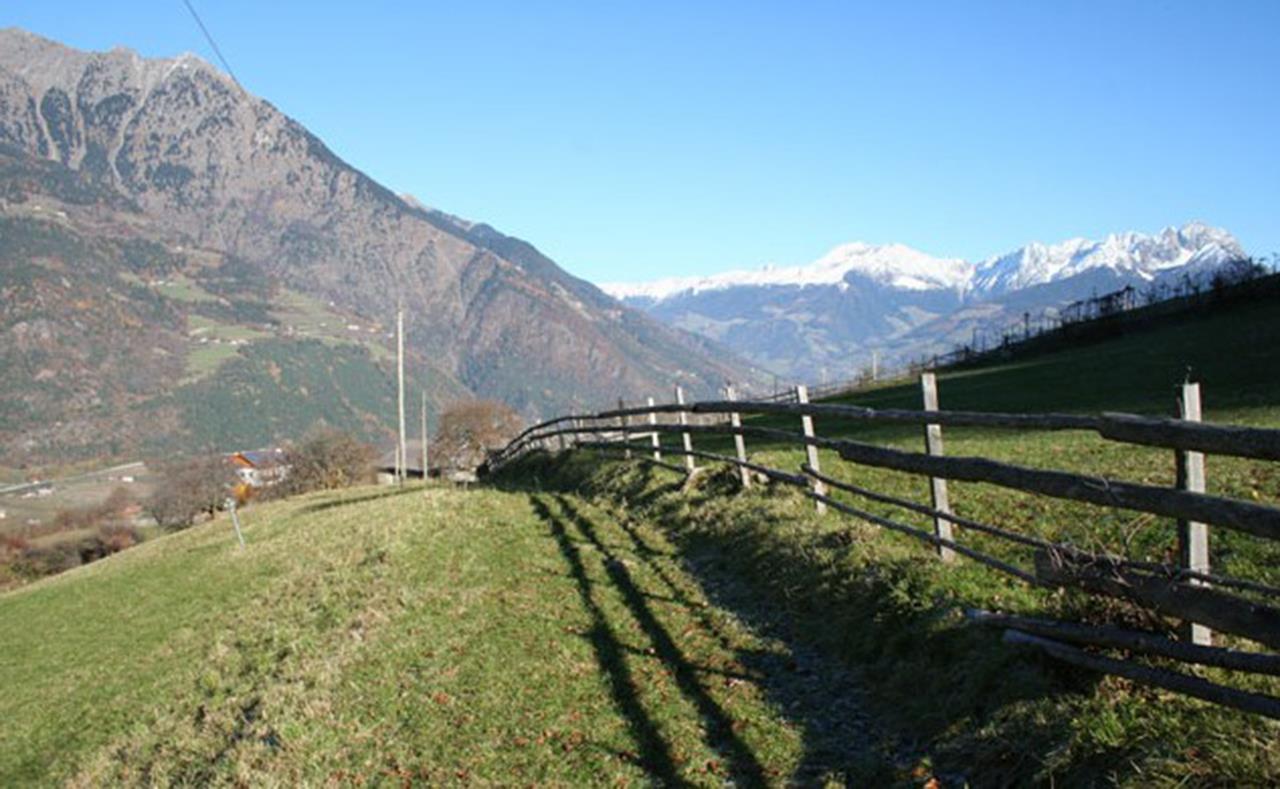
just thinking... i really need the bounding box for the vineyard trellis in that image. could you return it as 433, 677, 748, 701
489, 376, 1280, 720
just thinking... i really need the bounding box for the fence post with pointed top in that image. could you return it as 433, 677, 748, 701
647, 397, 662, 462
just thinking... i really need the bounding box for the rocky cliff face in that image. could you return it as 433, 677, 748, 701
0, 28, 757, 446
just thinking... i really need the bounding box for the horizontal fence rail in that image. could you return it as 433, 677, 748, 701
503, 400, 1280, 463
488, 378, 1280, 719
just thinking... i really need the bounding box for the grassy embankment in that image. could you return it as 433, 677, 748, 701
3, 295, 1278, 786
498, 294, 1280, 783
0, 483, 895, 785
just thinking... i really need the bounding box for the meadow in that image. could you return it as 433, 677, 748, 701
3, 294, 1279, 785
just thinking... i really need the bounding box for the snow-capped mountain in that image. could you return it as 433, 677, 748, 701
969, 222, 1243, 296
608, 243, 972, 302
603, 222, 1249, 380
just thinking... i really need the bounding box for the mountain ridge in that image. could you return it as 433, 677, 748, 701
604, 222, 1249, 379
604, 221, 1242, 302
0, 28, 761, 466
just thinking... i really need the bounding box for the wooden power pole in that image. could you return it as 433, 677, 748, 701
427, 389, 437, 486
397, 306, 407, 485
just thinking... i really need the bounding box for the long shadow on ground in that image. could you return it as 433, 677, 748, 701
529, 495, 685, 785
495, 452, 1096, 786
527, 488, 885, 784
296, 484, 422, 514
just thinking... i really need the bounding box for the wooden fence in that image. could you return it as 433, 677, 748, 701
489, 378, 1280, 719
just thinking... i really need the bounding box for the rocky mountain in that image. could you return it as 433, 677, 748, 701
0, 29, 759, 466
604, 222, 1248, 380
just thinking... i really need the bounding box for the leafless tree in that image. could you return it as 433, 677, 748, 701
434, 399, 522, 471
280, 427, 374, 494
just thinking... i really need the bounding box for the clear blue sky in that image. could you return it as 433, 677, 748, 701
6, 1, 1279, 282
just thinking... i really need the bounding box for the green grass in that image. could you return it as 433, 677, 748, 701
273, 289, 394, 363
0, 484, 890, 785
502, 441, 1280, 785
153, 275, 218, 304
183, 343, 244, 379
6, 291, 1279, 785
487, 295, 1280, 784
181, 315, 273, 381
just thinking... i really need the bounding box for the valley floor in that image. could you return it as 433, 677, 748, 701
0, 483, 887, 786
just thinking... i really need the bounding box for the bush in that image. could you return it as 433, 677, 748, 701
279, 427, 373, 495
98, 523, 139, 553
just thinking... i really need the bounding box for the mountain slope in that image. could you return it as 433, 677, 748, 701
604, 223, 1249, 379
0, 29, 759, 466
0, 144, 478, 464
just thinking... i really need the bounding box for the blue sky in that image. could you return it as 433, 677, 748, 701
6, 1, 1279, 282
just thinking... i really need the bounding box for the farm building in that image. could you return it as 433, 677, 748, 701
375, 440, 428, 484
229, 448, 289, 499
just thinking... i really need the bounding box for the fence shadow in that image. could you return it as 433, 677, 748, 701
501, 454, 1097, 784
526, 484, 889, 783
295, 484, 422, 514
529, 495, 685, 784
563, 494, 885, 784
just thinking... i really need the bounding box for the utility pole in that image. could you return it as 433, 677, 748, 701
871, 351, 878, 382
427, 389, 437, 486
396, 305, 407, 485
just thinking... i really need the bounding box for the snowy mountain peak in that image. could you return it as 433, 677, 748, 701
604, 222, 1246, 305
602, 242, 969, 301
970, 221, 1245, 295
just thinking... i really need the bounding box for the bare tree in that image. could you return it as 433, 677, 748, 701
144, 454, 235, 530
433, 399, 522, 471
280, 427, 374, 494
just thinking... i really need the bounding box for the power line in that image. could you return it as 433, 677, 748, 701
180, 0, 243, 89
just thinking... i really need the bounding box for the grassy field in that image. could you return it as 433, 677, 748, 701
5, 297, 1279, 785
0, 463, 154, 539
489, 294, 1280, 783
0, 483, 898, 786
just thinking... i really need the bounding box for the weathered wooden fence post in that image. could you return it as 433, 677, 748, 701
921, 372, 955, 561
618, 397, 632, 460
675, 385, 696, 474
1177, 381, 1212, 646
726, 385, 751, 489
647, 397, 662, 462
796, 385, 827, 514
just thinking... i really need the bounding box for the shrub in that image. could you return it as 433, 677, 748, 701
1, 533, 29, 557
98, 523, 139, 553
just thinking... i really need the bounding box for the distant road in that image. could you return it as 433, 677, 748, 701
0, 461, 146, 497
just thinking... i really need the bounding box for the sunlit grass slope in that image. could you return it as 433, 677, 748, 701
0, 484, 886, 785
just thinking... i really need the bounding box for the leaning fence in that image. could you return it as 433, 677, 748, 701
488, 377, 1280, 719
